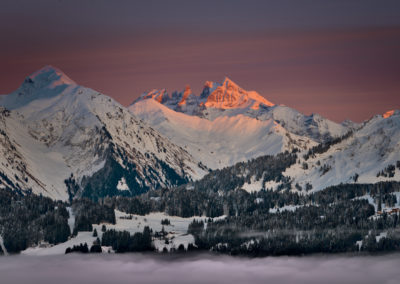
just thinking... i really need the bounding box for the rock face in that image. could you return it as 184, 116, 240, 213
0, 66, 206, 201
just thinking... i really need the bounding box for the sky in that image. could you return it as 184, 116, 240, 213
0, 0, 399, 122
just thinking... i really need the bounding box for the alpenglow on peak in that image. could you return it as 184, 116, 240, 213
133, 77, 275, 114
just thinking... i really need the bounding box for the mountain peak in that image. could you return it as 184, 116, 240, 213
221, 76, 239, 88
203, 77, 275, 109
0, 66, 78, 110
133, 77, 275, 115
25, 65, 76, 87
178, 85, 192, 106
383, 110, 397, 119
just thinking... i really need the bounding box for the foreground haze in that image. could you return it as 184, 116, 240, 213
1, 253, 400, 284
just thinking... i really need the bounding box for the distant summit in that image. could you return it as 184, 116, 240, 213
0, 65, 77, 110
26, 65, 76, 87
132, 77, 275, 117
131, 77, 350, 143
201, 77, 274, 110
383, 110, 398, 119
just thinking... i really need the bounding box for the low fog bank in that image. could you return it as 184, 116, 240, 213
1, 253, 399, 284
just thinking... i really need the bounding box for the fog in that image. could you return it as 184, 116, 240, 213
1, 253, 399, 284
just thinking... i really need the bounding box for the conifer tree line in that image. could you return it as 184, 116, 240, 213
1, 147, 400, 256
0, 189, 116, 254
0, 188, 70, 253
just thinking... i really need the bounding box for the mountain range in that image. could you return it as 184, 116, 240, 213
0, 66, 399, 201
0, 66, 205, 201
130, 76, 399, 192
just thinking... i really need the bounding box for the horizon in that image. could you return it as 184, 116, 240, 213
1, 0, 400, 122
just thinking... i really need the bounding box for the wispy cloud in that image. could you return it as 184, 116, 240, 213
1, 253, 400, 284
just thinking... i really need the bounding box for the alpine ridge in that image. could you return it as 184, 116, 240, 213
130, 77, 400, 192
132, 77, 351, 142
130, 77, 352, 169
0, 66, 206, 201
0, 66, 399, 258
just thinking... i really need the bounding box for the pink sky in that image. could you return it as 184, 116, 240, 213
1, 1, 399, 122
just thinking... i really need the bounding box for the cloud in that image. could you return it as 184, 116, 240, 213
1, 253, 400, 284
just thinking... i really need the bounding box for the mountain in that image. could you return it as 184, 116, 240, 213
218, 108, 400, 193
130, 98, 316, 169
1, 68, 400, 257
131, 77, 399, 192
130, 77, 350, 169
1, 68, 397, 202
0, 66, 206, 201
283, 110, 400, 192
132, 77, 275, 118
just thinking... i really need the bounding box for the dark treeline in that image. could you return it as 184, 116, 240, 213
377, 162, 400, 178
108, 175, 400, 220
303, 131, 353, 161
188, 208, 400, 256
65, 239, 102, 254
1, 144, 400, 257
101, 227, 153, 253
71, 198, 116, 235
0, 188, 70, 253
65, 243, 89, 254
0, 189, 119, 254
184, 182, 400, 256
108, 181, 400, 256
107, 151, 299, 217
188, 151, 297, 192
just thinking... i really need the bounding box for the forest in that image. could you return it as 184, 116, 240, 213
1, 149, 400, 256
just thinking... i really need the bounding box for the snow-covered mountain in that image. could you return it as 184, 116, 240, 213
0, 66, 206, 201
130, 77, 399, 192
283, 109, 400, 192
130, 99, 316, 169
225, 109, 400, 193
132, 78, 351, 142
1, 67, 397, 201
132, 77, 275, 118
130, 77, 351, 169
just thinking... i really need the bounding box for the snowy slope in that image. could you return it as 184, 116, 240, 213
0, 66, 206, 200
131, 76, 399, 192
22, 209, 226, 255
260, 105, 352, 142
132, 77, 350, 143
284, 110, 400, 192
130, 99, 316, 169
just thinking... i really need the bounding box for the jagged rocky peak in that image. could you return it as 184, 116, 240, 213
383, 110, 399, 119
178, 85, 193, 106
200, 76, 275, 109
134, 77, 275, 111
136, 89, 168, 103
